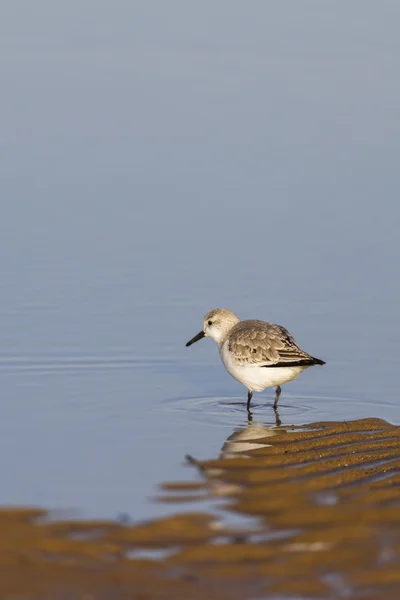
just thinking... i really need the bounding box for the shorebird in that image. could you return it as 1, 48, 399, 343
186, 308, 325, 410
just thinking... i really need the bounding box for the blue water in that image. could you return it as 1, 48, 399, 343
0, 2, 400, 520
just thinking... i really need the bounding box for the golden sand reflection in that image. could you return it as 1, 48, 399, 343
1, 417, 400, 598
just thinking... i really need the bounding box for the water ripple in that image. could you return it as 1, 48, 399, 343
158, 392, 395, 428
0, 355, 175, 374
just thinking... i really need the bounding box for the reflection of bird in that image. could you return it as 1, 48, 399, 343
186, 308, 325, 411
186, 417, 285, 498
220, 420, 281, 459
186, 412, 286, 496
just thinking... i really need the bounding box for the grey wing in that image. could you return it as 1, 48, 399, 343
228, 321, 313, 366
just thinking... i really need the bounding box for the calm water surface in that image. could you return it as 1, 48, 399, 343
0, 3, 400, 520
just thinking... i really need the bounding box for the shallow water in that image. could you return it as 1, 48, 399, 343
2, 417, 400, 599
1, 2, 400, 524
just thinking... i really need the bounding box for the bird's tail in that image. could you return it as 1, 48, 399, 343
310, 356, 326, 365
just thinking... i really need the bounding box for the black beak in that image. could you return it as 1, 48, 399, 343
186, 330, 205, 347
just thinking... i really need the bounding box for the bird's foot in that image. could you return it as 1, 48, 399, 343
274, 407, 281, 427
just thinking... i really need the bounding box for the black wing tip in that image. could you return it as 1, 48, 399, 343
262, 356, 326, 368
312, 357, 326, 366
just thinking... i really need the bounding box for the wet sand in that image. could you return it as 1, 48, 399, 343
2, 417, 400, 599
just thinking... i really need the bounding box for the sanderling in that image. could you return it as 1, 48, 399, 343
186, 308, 325, 411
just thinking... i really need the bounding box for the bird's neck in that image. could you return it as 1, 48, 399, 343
218, 320, 240, 347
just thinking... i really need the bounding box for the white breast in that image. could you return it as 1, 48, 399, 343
220, 340, 306, 392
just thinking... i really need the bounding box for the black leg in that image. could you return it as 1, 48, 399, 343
274, 407, 281, 427
273, 385, 282, 410
247, 390, 253, 410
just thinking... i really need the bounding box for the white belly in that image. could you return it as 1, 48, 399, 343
220, 342, 306, 392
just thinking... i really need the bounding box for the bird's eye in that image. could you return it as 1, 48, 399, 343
208, 320, 213, 326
